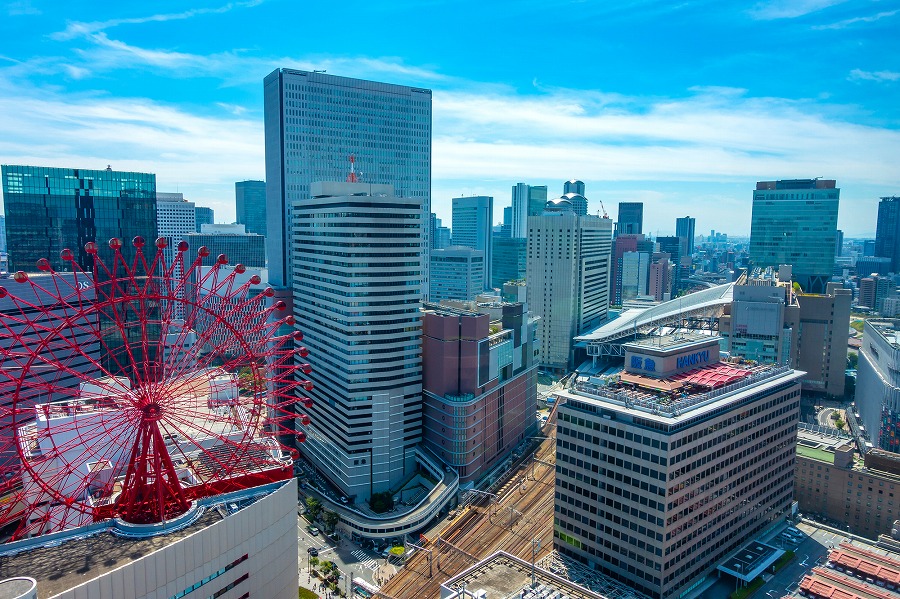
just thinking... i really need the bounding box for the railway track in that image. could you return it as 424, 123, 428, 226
379, 432, 557, 599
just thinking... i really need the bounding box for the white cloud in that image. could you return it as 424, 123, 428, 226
6, 0, 40, 16
848, 69, 900, 82
814, 9, 899, 29
50, 1, 265, 41
748, 0, 848, 19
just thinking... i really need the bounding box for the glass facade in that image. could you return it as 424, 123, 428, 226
1, 165, 157, 272
235, 180, 267, 237
264, 69, 432, 289
492, 237, 526, 288
184, 232, 266, 268
750, 179, 839, 294
195, 206, 214, 232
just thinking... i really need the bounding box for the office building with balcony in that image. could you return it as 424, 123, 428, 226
421, 302, 537, 485
555, 334, 802, 598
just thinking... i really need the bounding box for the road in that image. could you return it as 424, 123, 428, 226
754, 522, 848, 598
297, 513, 385, 594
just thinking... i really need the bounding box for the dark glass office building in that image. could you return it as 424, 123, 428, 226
875, 196, 900, 273
615, 202, 643, 236
492, 237, 526, 288
2, 165, 157, 271
235, 180, 267, 237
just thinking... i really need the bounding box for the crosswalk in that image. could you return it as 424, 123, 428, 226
351, 549, 379, 570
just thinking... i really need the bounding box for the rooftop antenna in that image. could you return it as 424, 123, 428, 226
346, 154, 359, 183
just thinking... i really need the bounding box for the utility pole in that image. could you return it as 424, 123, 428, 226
531, 538, 540, 588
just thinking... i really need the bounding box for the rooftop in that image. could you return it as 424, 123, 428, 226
0, 481, 288, 599
566, 361, 799, 421
441, 551, 608, 599
866, 319, 900, 349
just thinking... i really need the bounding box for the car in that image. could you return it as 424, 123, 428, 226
307, 547, 319, 556
382, 548, 393, 558
307, 525, 320, 536
340, 496, 349, 504
787, 526, 804, 537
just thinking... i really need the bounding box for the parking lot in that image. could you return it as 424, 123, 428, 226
755, 521, 850, 598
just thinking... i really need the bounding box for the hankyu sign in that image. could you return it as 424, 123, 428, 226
676, 350, 710, 369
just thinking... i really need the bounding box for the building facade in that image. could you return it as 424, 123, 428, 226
184, 224, 266, 268
421, 302, 537, 485
615, 202, 643, 236
511, 183, 548, 239
194, 206, 214, 232
795, 282, 851, 397
857, 319, 900, 452
526, 199, 613, 371
795, 430, 900, 540
264, 69, 432, 291
430, 246, 485, 302
675, 216, 696, 257
291, 181, 423, 502
555, 335, 802, 598
875, 197, 900, 273
621, 251, 650, 303
2, 165, 157, 271
492, 237, 527, 288
750, 179, 840, 294
156, 192, 196, 268
451, 196, 493, 289
235, 180, 267, 237
649, 252, 672, 302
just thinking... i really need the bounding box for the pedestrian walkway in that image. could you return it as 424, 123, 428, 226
351, 549, 379, 570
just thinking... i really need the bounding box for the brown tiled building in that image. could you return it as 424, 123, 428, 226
796, 429, 900, 539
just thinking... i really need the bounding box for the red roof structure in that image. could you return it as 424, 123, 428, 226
670, 363, 753, 389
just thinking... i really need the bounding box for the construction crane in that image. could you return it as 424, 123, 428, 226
596, 198, 609, 219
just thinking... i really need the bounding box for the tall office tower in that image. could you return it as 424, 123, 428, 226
857, 320, 900, 452
421, 302, 537, 484
675, 215, 696, 257
835, 229, 844, 257
856, 256, 892, 277
0, 215, 6, 252
875, 197, 900, 272
264, 69, 432, 293
451, 196, 493, 289
291, 181, 423, 501
499, 206, 513, 238
195, 206, 214, 232
2, 165, 157, 271
184, 224, 266, 268
235, 180, 267, 236
156, 192, 196, 263
562, 180, 588, 216
429, 214, 452, 250
620, 251, 650, 301
526, 198, 613, 371
648, 252, 672, 301
615, 202, 643, 236
511, 183, 548, 238
610, 234, 651, 305
858, 275, 893, 311
750, 179, 840, 294
492, 237, 527, 288
865, 240, 877, 257
554, 335, 802, 598
430, 247, 485, 302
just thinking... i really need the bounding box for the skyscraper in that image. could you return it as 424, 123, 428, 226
2, 165, 157, 271
429, 247, 485, 302
264, 69, 432, 290
620, 251, 650, 301
291, 181, 423, 501
156, 192, 196, 261
562, 180, 588, 216
675, 215, 696, 257
750, 179, 840, 294
195, 206, 214, 232
492, 237, 527, 288
615, 202, 643, 236
510, 183, 547, 239
185, 224, 266, 268
875, 196, 900, 272
526, 198, 613, 371
500, 206, 513, 238
451, 196, 493, 289
235, 180, 267, 237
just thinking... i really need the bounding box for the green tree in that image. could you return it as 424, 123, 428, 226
835, 419, 846, 430
306, 496, 323, 521
323, 510, 339, 532
238, 365, 265, 395
309, 556, 319, 570
848, 352, 859, 369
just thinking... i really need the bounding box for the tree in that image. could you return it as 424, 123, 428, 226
238, 365, 265, 395
306, 496, 322, 521
835, 418, 846, 430
848, 352, 859, 369
323, 510, 339, 532
309, 556, 320, 570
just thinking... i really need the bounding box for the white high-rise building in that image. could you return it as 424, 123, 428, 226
264, 69, 432, 292
621, 251, 650, 301
155, 192, 196, 263
526, 197, 613, 371
430, 247, 484, 302
451, 196, 492, 290
291, 181, 423, 502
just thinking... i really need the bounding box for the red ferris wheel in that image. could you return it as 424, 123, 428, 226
0, 237, 312, 542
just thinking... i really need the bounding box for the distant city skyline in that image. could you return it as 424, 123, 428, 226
0, 1, 897, 236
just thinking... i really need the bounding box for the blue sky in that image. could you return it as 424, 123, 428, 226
0, 0, 898, 237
